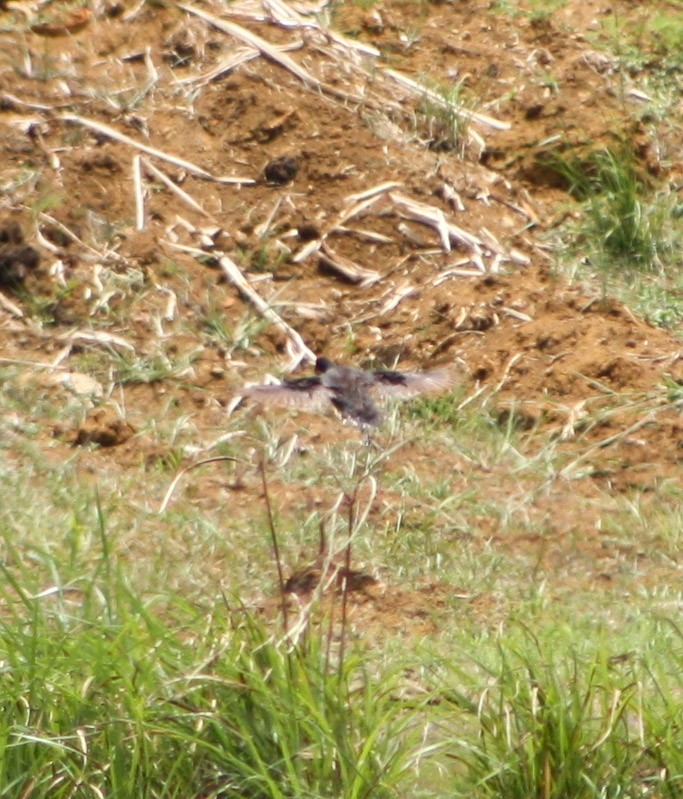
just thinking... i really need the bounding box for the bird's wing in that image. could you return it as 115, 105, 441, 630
241, 379, 332, 412
371, 366, 456, 398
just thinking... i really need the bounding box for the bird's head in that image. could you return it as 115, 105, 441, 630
314, 357, 334, 374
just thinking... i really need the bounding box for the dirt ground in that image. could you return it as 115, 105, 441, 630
0, 0, 681, 632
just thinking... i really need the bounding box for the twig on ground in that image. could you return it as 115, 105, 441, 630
142, 157, 212, 218
61, 114, 254, 184
132, 155, 145, 230
159, 456, 238, 513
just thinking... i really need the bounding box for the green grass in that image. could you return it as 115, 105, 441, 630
417, 78, 477, 156
1, 393, 683, 798
545, 145, 677, 272
0, 463, 418, 799
430, 623, 683, 798
543, 143, 681, 328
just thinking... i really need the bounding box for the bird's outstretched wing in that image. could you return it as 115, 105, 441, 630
241, 377, 332, 412
371, 366, 456, 398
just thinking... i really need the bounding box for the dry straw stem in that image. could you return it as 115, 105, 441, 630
60, 329, 136, 352
166, 241, 315, 367
177, 41, 304, 87
318, 242, 382, 287
291, 183, 396, 263
61, 114, 254, 184
132, 155, 145, 231
159, 456, 238, 513
387, 191, 487, 256
0, 292, 24, 317
180, 4, 320, 87
384, 69, 511, 133
141, 158, 212, 219
34, 211, 125, 265
180, 4, 370, 105
216, 253, 316, 366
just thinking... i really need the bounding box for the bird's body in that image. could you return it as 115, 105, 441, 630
242, 357, 454, 427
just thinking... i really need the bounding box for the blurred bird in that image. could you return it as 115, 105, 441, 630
241, 357, 455, 427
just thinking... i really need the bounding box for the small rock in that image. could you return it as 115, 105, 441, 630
263, 155, 299, 185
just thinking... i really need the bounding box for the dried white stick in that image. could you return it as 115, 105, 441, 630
255, 196, 283, 240
0, 291, 24, 317
335, 226, 394, 244
142, 157, 211, 218
388, 191, 485, 251
132, 155, 145, 230
378, 283, 418, 315
385, 68, 511, 131
345, 181, 401, 204
217, 253, 316, 367
502, 307, 533, 323
263, 0, 312, 28
1, 92, 54, 110
176, 41, 303, 86
60, 329, 135, 352
387, 191, 452, 252
165, 241, 315, 367
336, 194, 386, 228
432, 268, 483, 286
318, 243, 382, 287
61, 114, 255, 184
0, 356, 62, 368
291, 238, 322, 263
35, 211, 124, 263
179, 4, 320, 87
177, 46, 260, 85
143, 46, 159, 87
326, 28, 381, 58
485, 353, 523, 404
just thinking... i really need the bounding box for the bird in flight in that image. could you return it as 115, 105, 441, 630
241, 357, 455, 427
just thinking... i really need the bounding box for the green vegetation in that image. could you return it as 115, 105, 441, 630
1, 390, 682, 798
0, 449, 681, 798
544, 144, 682, 329
418, 79, 476, 156
546, 146, 677, 273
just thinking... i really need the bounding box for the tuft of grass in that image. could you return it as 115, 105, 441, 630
112, 348, 200, 385
0, 476, 421, 799
160, 614, 419, 799
546, 145, 678, 273
419, 79, 476, 156
432, 624, 683, 799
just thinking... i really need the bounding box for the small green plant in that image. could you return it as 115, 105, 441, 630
419, 79, 476, 156
113, 349, 199, 385
435, 626, 683, 799
528, 0, 567, 25
646, 12, 683, 58
545, 145, 678, 273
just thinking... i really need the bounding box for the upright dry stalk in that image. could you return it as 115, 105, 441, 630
259, 455, 289, 632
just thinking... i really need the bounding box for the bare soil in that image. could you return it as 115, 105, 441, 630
0, 0, 681, 634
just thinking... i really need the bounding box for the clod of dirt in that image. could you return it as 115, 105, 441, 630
73, 408, 135, 448
0, 221, 23, 245
297, 223, 321, 242
77, 151, 122, 174
29, 7, 92, 37
284, 561, 379, 597
0, 245, 38, 285
263, 155, 299, 185
0, 222, 40, 285
163, 29, 198, 68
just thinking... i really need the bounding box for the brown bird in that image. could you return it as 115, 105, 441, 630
242, 357, 455, 427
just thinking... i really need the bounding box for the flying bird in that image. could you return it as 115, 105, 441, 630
241, 357, 455, 427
